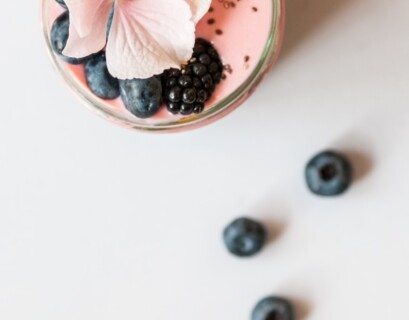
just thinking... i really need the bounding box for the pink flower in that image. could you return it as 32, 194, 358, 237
63, 0, 211, 79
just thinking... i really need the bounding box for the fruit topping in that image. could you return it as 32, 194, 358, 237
84, 52, 120, 100
305, 150, 353, 196
119, 77, 163, 119
223, 217, 266, 257
163, 38, 223, 115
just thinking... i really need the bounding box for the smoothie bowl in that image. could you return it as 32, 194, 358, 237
41, 0, 284, 132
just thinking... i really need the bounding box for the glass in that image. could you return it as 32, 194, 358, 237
41, 0, 285, 133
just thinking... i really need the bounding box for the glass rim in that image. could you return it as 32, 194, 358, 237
41, 0, 285, 133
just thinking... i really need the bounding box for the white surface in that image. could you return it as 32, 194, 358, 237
1, 0, 409, 319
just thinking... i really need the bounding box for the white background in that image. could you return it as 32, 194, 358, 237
1, 0, 409, 319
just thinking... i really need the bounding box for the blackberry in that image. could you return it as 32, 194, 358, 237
163, 38, 223, 115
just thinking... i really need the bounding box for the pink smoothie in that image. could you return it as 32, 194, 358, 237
48, 0, 273, 124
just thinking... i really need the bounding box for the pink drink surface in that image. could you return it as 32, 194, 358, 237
49, 0, 273, 123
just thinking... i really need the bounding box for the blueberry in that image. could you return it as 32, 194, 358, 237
55, 0, 67, 8
50, 12, 94, 65
223, 217, 266, 257
119, 77, 162, 119
305, 150, 353, 196
84, 53, 119, 100
252, 297, 294, 320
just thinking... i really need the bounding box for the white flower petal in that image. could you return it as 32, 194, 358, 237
185, 0, 212, 23
106, 0, 195, 79
62, 1, 111, 58
64, 0, 113, 37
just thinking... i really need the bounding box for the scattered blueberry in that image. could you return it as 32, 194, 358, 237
50, 12, 94, 65
162, 38, 223, 115
252, 296, 294, 320
223, 217, 266, 257
305, 150, 353, 196
84, 52, 120, 100
55, 0, 67, 9
119, 77, 162, 119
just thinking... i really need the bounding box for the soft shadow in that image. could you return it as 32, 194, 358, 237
290, 296, 312, 320
252, 199, 290, 246
343, 149, 373, 182
262, 218, 287, 245
279, 0, 356, 63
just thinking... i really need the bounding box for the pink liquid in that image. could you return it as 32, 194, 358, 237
48, 0, 273, 123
